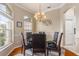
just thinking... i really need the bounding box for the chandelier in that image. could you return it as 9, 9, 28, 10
34, 4, 46, 22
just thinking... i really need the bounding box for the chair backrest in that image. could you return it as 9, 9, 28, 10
32, 33, 46, 49
21, 32, 25, 46
39, 32, 45, 34
53, 32, 59, 44
26, 32, 32, 41
58, 33, 63, 49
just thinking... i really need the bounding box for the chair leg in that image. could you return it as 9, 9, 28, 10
44, 52, 46, 56
45, 51, 46, 56
21, 45, 23, 54
32, 53, 34, 56
23, 47, 25, 56
46, 49, 48, 56
32, 50, 34, 56
47, 50, 49, 56
24, 49, 25, 56
45, 52, 46, 56
59, 51, 61, 56
59, 49, 61, 56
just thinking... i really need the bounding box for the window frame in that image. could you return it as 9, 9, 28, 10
24, 20, 32, 32
0, 3, 14, 49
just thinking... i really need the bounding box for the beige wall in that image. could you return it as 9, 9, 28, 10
32, 17, 37, 32
36, 9, 61, 41
0, 4, 33, 56
74, 4, 79, 48
75, 4, 79, 38
11, 4, 33, 47
37, 9, 61, 32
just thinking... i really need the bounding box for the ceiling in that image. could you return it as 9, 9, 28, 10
15, 3, 65, 14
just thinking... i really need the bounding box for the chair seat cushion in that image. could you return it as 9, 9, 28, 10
26, 43, 32, 49
47, 43, 57, 50
33, 49, 45, 53
48, 42, 56, 47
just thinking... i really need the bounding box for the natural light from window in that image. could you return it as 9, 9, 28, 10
0, 4, 13, 48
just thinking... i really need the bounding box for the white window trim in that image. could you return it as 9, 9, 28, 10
0, 43, 13, 52
0, 10, 13, 19
0, 4, 14, 50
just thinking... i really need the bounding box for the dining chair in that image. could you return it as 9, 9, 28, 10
47, 32, 59, 50
32, 33, 46, 56
26, 32, 32, 48
47, 33, 63, 56
21, 32, 26, 55
21, 32, 32, 56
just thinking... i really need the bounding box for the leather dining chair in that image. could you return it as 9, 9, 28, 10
26, 32, 32, 48
47, 33, 63, 56
47, 32, 59, 50
21, 32, 32, 56
32, 33, 46, 56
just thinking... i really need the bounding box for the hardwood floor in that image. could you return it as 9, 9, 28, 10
8, 47, 64, 56
64, 49, 77, 56
9, 47, 22, 56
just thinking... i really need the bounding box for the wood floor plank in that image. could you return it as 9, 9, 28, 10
9, 47, 22, 56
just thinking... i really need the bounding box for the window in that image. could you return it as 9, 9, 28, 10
0, 4, 12, 16
0, 4, 13, 48
24, 16, 32, 32
24, 16, 32, 39
24, 21, 32, 32
24, 22, 32, 32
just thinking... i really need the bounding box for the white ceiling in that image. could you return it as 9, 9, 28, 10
15, 3, 65, 14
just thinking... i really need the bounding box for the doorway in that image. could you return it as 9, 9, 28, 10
64, 7, 76, 46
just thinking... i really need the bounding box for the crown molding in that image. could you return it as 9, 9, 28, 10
14, 3, 65, 14
14, 4, 34, 14
44, 3, 65, 13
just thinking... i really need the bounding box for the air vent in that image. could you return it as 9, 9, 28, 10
47, 6, 51, 9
